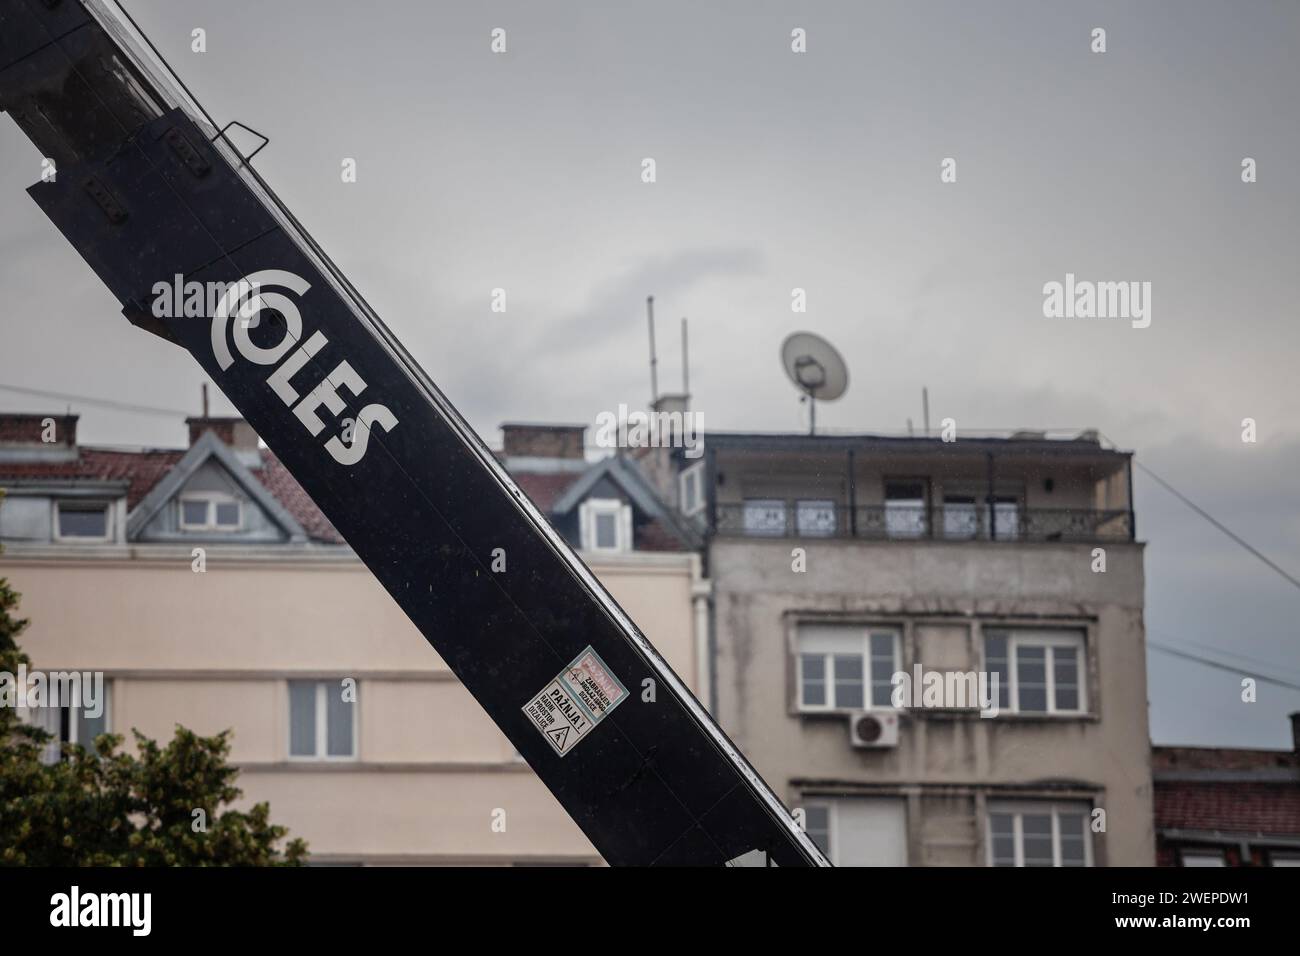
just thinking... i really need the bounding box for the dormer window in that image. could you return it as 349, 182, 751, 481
54, 501, 111, 541
579, 498, 632, 553
179, 492, 242, 532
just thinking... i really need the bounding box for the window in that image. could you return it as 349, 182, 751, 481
679, 463, 705, 517
25, 682, 111, 764
743, 498, 787, 536
984, 629, 1086, 714
802, 804, 832, 857
179, 492, 242, 532
1181, 850, 1227, 867
289, 680, 357, 759
942, 495, 978, 539
991, 496, 1020, 540
798, 626, 900, 710
802, 798, 908, 866
578, 498, 632, 552
54, 501, 110, 541
885, 481, 927, 538
988, 802, 1092, 867
796, 499, 837, 537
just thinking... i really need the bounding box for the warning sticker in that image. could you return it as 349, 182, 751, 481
561, 648, 628, 722
523, 680, 592, 756
522, 646, 628, 757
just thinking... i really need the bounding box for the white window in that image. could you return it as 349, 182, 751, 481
992, 497, 1020, 540
802, 798, 908, 866
1182, 850, 1227, 867
984, 629, 1086, 714
884, 481, 927, 538
988, 802, 1092, 867
942, 495, 979, 539
797, 626, 900, 710
796, 499, 837, 537
579, 498, 632, 552
54, 501, 111, 541
179, 492, 242, 532
289, 680, 357, 759
679, 463, 705, 517
24, 682, 112, 764
742, 498, 787, 536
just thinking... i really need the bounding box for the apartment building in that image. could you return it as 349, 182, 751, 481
0, 413, 706, 865
671, 427, 1152, 866
1153, 715, 1300, 867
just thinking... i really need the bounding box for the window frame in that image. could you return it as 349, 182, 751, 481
741, 497, 788, 536
984, 628, 1087, 715
883, 477, 929, 539
1181, 849, 1227, 867
678, 462, 705, 517
52, 499, 113, 542
796, 626, 902, 712
178, 491, 243, 532
986, 801, 1094, 867
578, 498, 633, 553
795, 498, 838, 537
941, 494, 980, 539
801, 800, 836, 861
287, 679, 359, 762
24, 681, 112, 764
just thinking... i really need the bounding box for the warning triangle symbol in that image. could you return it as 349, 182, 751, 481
549, 727, 570, 749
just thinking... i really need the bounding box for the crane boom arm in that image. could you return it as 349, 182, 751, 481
0, 0, 826, 866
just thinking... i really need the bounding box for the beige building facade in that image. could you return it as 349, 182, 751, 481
0, 415, 707, 865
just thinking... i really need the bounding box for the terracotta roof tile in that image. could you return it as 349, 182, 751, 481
0, 448, 184, 510
250, 450, 344, 544
0, 445, 345, 544
510, 471, 583, 511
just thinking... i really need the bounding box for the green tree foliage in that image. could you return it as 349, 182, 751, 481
0, 492, 307, 866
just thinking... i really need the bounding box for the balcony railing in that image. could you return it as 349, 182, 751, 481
713, 502, 1133, 542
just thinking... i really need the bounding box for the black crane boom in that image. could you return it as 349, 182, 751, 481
0, 0, 827, 867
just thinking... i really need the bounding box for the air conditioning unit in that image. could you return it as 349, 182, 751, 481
848, 710, 900, 749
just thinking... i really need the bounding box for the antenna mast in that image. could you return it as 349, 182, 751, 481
646, 296, 659, 404
681, 316, 690, 397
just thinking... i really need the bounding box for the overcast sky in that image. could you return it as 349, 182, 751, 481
1, 0, 1297, 747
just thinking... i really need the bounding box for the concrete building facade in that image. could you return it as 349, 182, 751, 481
1152, 715, 1300, 867
690, 430, 1153, 866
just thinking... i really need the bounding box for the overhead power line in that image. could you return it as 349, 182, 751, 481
0, 382, 190, 419
1100, 431, 1300, 596
1148, 640, 1300, 692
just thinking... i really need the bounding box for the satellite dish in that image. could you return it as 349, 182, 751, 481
781, 332, 848, 433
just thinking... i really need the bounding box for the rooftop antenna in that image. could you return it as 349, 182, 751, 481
646, 296, 659, 405
202, 382, 209, 418
681, 316, 690, 397
922, 386, 930, 437
780, 332, 849, 435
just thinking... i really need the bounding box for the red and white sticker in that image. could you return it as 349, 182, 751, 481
522, 646, 628, 757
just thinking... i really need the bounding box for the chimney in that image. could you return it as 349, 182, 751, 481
652, 392, 695, 451
1290, 712, 1300, 754
652, 393, 689, 419
186, 416, 262, 465
0, 413, 78, 461
186, 416, 258, 450
0, 412, 77, 447
501, 423, 586, 461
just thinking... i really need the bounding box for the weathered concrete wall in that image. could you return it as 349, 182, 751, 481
710, 538, 1153, 865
